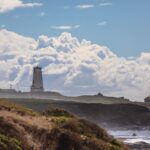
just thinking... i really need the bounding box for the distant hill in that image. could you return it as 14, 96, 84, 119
70, 94, 130, 104
0, 99, 129, 150
0, 90, 130, 104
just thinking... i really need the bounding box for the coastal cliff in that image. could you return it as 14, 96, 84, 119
0, 99, 129, 150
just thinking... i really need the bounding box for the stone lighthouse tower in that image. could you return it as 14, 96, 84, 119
31, 66, 44, 92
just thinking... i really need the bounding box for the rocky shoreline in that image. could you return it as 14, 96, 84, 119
126, 142, 150, 150
109, 129, 150, 150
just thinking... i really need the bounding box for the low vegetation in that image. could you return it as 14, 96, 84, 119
0, 99, 130, 150
0, 134, 22, 150
0, 100, 38, 116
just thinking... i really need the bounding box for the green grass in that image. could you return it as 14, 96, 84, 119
51, 116, 72, 124
0, 99, 38, 116
43, 107, 75, 118
0, 134, 22, 150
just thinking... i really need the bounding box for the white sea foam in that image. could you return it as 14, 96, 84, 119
124, 138, 150, 144
108, 130, 150, 144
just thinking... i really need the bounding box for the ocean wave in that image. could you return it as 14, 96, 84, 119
108, 130, 150, 145
124, 138, 150, 144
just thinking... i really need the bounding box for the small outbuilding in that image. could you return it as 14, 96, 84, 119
144, 96, 150, 103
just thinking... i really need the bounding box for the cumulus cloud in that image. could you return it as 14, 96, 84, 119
0, 0, 42, 13
76, 4, 94, 9
51, 25, 80, 30
0, 29, 150, 101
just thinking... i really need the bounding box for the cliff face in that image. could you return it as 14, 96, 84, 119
13, 99, 150, 130
49, 102, 150, 129
0, 100, 129, 150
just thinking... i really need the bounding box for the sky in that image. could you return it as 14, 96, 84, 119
0, 0, 150, 57
0, 0, 150, 101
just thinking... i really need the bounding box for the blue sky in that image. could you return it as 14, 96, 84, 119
0, 0, 150, 101
0, 0, 150, 57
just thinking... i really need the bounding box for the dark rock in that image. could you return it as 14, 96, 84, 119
128, 142, 150, 150
132, 133, 137, 136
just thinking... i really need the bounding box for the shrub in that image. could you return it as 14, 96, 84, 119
0, 100, 38, 116
43, 107, 74, 118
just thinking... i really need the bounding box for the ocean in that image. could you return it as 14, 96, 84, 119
108, 130, 150, 145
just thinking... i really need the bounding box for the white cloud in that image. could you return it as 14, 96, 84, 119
99, 3, 112, 6
0, 29, 150, 101
21, 3, 42, 8
51, 25, 80, 30
76, 4, 94, 9
0, 0, 42, 13
39, 12, 45, 17
97, 21, 107, 26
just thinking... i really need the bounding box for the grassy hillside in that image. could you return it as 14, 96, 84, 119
10, 99, 150, 129
0, 99, 129, 150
